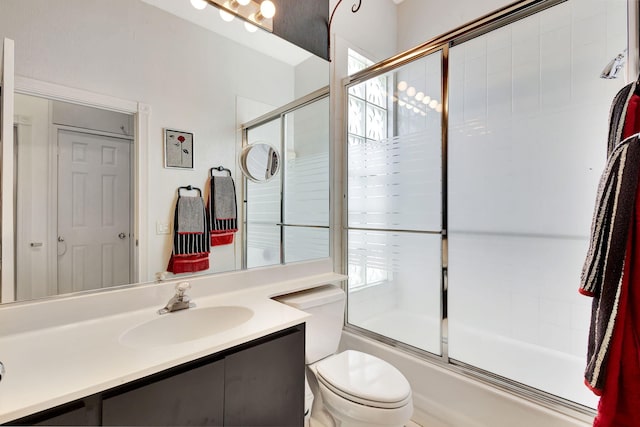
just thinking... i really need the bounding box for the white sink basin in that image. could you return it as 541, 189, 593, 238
119, 306, 254, 348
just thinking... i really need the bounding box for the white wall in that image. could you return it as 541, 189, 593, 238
13, 95, 50, 300
397, 0, 514, 51
330, 0, 399, 63
0, 0, 326, 283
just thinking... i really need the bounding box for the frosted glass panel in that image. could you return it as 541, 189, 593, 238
347, 52, 442, 232
447, 0, 626, 408
284, 97, 329, 227
246, 119, 281, 269
284, 227, 329, 263
347, 230, 442, 355
246, 223, 281, 269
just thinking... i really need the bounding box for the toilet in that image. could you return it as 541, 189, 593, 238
276, 285, 413, 427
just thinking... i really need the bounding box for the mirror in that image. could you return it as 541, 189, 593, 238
0, 0, 329, 303
239, 143, 280, 183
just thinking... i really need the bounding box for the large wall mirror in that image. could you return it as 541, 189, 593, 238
0, 0, 329, 304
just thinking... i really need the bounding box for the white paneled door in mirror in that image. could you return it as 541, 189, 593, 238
56, 130, 132, 294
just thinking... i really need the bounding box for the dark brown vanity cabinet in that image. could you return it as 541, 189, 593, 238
102, 358, 226, 426
6, 324, 305, 427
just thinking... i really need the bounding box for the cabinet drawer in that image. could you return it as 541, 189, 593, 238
102, 359, 225, 426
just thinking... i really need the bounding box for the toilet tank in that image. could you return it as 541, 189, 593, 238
275, 285, 346, 364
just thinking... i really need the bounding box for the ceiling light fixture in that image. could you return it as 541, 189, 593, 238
254, 0, 276, 21
193, 0, 276, 32
219, 1, 235, 21
244, 21, 258, 32
190, 0, 208, 9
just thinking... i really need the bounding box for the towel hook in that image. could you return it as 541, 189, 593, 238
210, 166, 232, 177
177, 185, 202, 197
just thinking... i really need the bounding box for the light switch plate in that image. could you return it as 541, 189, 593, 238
156, 221, 170, 235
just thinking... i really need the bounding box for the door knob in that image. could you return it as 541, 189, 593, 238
57, 236, 67, 256
119, 233, 127, 239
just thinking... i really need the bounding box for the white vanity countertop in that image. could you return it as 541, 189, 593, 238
0, 263, 346, 423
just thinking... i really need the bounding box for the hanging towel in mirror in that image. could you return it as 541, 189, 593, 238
207, 176, 238, 246
168, 194, 210, 273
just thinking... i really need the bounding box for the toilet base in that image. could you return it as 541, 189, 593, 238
306, 365, 412, 427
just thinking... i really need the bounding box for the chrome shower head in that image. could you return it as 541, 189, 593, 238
601, 50, 627, 79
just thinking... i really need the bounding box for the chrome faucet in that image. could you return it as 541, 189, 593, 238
158, 282, 195, 314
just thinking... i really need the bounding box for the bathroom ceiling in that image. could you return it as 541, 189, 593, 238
139, 0, 312, 66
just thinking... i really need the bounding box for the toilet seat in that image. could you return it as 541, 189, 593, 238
315, 350, 412, 409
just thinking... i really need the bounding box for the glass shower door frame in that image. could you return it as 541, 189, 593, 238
341, 0, 620, 420
242, 88, 331, 270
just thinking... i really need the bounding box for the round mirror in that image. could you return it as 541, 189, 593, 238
239, 143, 280, 183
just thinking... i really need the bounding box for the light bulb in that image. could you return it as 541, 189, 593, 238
190, 0, 207, 10
244, 21, 258, 32
415, 92, 424, 101
260, 1, 276, 19
219, 7, 234, 21
429, 99, 438, 109
435, 104, 443, 113
422, 96, 431, 104
237, 0, 251, 5
406, 86, 416, 97
397, 81, 408, 91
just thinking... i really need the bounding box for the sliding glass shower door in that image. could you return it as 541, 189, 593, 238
346, 51, 444, 355
345, 0, 627, 410
245, 92, 330, 269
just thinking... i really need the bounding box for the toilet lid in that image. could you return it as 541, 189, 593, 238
315, 350, 411, 409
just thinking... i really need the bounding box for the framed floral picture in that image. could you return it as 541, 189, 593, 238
164, 129, 194, 169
